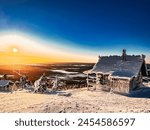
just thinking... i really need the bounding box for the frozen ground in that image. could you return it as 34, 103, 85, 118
0, 87, 150, 113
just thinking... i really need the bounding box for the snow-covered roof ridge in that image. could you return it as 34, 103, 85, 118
91, 54, 146, 78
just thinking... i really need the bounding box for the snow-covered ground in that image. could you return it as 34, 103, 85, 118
50, 69, 87, 78
0, 75, 14, 78
51, 70, 78, 74
0, 87, 150, 113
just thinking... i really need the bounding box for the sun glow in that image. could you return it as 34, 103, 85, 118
0, 32, 96, 65
12, 48, 18, 53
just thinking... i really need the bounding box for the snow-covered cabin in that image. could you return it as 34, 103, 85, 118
0, 80, 14, 91
87, 50, 148, 93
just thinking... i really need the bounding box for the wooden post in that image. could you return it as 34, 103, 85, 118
139, 72, 142, 85
86, 73, 89, 90
95, 73, 99, 90
102, 74, 104, 84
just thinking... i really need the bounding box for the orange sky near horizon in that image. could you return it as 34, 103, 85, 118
0, 32, 98, 65
0, 48, 149, 65
0, 32, 150, 65
0, 52, 94, 65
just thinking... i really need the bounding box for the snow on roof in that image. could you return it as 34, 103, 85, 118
0, 80, 14, 87
91, 55, 144, 78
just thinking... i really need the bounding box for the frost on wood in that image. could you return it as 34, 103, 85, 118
87, 51, 148, 94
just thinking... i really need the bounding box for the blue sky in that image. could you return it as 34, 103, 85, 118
0, 0, 150, 62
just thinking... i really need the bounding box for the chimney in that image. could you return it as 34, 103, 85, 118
141, 54, 146, 60
122, 49, 126, 62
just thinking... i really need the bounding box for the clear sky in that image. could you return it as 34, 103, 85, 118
0, 0, 150, 64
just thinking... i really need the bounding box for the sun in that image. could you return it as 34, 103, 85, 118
12, 48, 19, 53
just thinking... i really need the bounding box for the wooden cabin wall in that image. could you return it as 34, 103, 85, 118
87, 73, 140, 93
130, 75, 142, 91
110, 78, 130, 93
87, 73, 110, 90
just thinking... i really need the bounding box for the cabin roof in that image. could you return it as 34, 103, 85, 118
0, 80, 14, 87
91, 55, 147, 78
